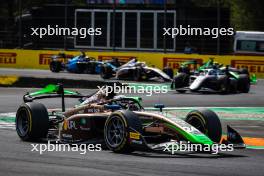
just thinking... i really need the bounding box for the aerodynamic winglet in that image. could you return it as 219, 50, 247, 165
222, 125, 246, 149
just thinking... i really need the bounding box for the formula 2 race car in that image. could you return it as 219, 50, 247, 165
16, 84, 245, 154
49, 51, 121, 74
100, 58, 172, 82
174, 58, 257, 84
171, 60, 252, 94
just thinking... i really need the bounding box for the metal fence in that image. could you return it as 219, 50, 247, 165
75, 9, 176, 51
0, 1, 237, 54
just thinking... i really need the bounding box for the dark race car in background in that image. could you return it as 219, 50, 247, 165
100, 58, 172, 82
49, 51, 121, 74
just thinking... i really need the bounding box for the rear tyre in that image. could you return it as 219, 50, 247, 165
229, 79, 238, 93
176, 89, 187, 93
237, 75, 250, 93
173, 73, 190, 89
185, 109, 222, 143
179, 67, 190, 75
100, 64, 113, 79
50, 61, 61, 72
219, 76, 230, 94
84, 63, 96, 74
16, 102, 49, 141
133, 67, 142, 81
239, 68, 249, 75
104, 110, 142, 153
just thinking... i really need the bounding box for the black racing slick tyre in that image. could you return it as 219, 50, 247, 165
100, 64, 113, 79
219, 76, 230, 94
16, 102, 49, 141
229, 78, 238, 93
104, 110, 142, 153
133, 67, 142, 81
49, 61, 61, 72
173, 73, 190, 89
84, 63, 96, 74
185, 109, 222, 143
176, 89, 187, 93
237, 75, 250, 93
239, 68, 249, 75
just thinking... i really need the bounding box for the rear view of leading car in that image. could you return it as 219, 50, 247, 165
172, 67, 251, 94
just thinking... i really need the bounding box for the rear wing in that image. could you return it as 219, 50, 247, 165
23, 84, 86, 112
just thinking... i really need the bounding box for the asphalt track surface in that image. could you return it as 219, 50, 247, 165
0, 79, 264, 112
0, 129, 263, 176
0, 72, 264, 175
0, 68, 103, 80
1, 68, 264, 107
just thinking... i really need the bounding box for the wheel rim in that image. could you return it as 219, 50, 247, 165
187, 116, 206, 134
17, 108, 29, 136
106, 116, 125, 148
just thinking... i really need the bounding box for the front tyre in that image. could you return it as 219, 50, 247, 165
16, 102, 49, 141
185, 109, 222, 143
104, 110, 142, 153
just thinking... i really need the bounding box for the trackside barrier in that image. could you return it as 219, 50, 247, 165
0, 49, 264, 78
